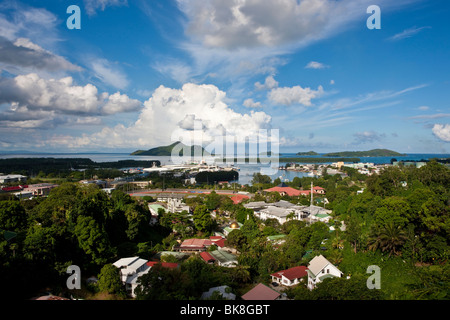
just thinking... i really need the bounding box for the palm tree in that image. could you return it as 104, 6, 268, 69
328, 249, 343, 265
331, 236, 344, 250
231, 265, 251, 283
368, 222, 408, 256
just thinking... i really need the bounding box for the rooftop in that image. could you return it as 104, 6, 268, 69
271, 266, 308, 281
241, 283, 280, 300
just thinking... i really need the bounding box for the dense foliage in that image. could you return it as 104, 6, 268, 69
0, 184, 166, 299
0, 160, 448, 300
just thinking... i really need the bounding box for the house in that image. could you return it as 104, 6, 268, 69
263, 183, 326, 197
175, 238, 214, 252
209, 250, 238, 268
0, 174, 27, 184
167, 197, 190, 213
301, 205, 333, 223
23, 183, 58, 197
33, 294, 69, 300
223, 221, 242, 236
244, 200, 309, 224
258, 206, 294, 224
201, 285, 236, 300
307, 255, 342, 290
209, 236, 226, 249
112, 257, 149, 297
271, 266, 308, 287
312, 186, 325, 194
200, 251, 216, 264
230, 194, 249, 204
148, 204, 166, 225
263, 184, 303, 197
241, 283, 281, 300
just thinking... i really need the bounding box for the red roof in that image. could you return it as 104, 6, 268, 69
241, 283, 280, 300
146, 261, 179, 269
263, 186, 303, 197
230, 194, 250, 204
1, 186, 24, 192
271, 266, 308, 281
214, 239, 226, 248
199, 251, 216, 263
209, 236, 223, 241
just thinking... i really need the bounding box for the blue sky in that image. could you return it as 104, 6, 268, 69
0, 0, 449, 154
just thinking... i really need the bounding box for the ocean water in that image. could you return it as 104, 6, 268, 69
0, 152, 448, 185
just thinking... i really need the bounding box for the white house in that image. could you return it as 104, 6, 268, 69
113, 257, 149, 297
271, 266, 308, 287
245, 200, 308, 224
0, 174, 27, 184
307, 255, 342, 290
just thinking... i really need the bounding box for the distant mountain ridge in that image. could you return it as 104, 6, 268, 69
131, 141, 211, 156
294, 149, 405, 157
323, 149, 406, 157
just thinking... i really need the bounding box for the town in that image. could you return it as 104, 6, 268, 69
0, 157, 448, 301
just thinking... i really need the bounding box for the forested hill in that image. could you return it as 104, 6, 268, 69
131, 141, 211, 156
323, 149, 405, 157
0, 158, 160, 175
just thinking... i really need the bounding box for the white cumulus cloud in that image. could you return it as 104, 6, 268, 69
0, 73, 142, 129
255, 75, 279, 91
70, 83, 272, 149
305, 61, 329, 69
432, 124, 450, 142
268, 84, 324, 106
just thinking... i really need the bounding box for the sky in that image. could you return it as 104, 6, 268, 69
0, 0, 449, 154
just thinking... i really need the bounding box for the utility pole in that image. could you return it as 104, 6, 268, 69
309, 181, 313, 225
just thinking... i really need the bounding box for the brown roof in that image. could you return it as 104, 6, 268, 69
180, 238, 213, 248
33, 295, 69, 300
271, 266, 308, 281
241, 283, 280, 300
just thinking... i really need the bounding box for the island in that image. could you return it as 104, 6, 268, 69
322, 149, 406, 157
296, 151, 320, 156
131, 141, 211, 156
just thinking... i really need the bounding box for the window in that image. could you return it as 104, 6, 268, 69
327, 269, 329, 274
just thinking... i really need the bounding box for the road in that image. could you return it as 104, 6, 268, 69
129, 188, 253, 197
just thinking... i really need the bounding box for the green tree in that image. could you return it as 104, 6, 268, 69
98, 264, 125, 295
240, 214, 260, 240
373, 197, 411, 228
74, 215, 113, 265
251, 172, 272, 185
310, 275, 381, 300
205, 191, 221, 210
193, 205, 214, 233
23, 224, 56, 261
345, 217, 362, 254
230, 265, 251, 284
0, 200, 28, 232
226, 229, 247, 251
368, 222, 408, 256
